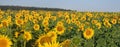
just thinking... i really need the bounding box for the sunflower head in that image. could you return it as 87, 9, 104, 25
104, 21, 111, 28
80, 16, 86, 21
36, 35, 52, 46
44, 27, 50, 32
32, 19, 38, 24
57, 21, 64, 26
71, 18, 76, 23
111, 18, 117, 24
0, 35, 12, 47
1, 19, 9, 27
36, 31, 58, 47
0, 24, 3, 28
61, 39, 71, 47
96, 22, 101, 29
86, 13, 93, 17
33, 24, 40, 31
15, 19, 24, 26
28, 15, 33, 21
66, 19, 71, 24
83, 28, 94, 39
78, 25, 84, 31
55, 25, 65, 35
23, 31, 32, 41
42, 20, 49, 27
14, 32, 20, 38
38, 41, 62, 47
38, 16, 43, 21
92, 20, 98, 24
47, 31, 57, 42
50, 16, 56, 21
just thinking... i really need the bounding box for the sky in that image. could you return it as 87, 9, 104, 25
0, 0, 120, 12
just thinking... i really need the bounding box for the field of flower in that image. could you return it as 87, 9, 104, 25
0, 9, 120, 47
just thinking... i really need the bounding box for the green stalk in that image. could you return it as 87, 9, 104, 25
24, 41, 26, 47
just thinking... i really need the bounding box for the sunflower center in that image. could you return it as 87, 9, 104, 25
113, 21, 115, 23
57, 26, 63, 31
0, 39, 7, 47
24, 34, 29, 38
35, 25, 38, 29
44, 21, 48, 25
2, 22, 7, 26
17, 20, 22, 24
86, 30, 91, 36
112, 20, 116, 24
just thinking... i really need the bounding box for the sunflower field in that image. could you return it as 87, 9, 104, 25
0, 9, 120, 47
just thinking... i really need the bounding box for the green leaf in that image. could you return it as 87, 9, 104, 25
96, 38, 106, 47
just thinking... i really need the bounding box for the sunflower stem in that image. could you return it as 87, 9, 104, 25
24, 41, 26, 47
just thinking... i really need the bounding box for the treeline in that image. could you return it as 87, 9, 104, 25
0, 5, 72, 11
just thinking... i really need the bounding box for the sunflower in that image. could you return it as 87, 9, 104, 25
50, 16, 56, 21
86, 13, 93, 18
71, 18, 76, 23
24, 16, 29, 23
91, 20, 98, 24
71, 14, 76, 18
44, 27, 50, 32
15, 13, 21, 19
66, 19, 71, 24
36, 35, 52, 46
111, 18, 117, 24
57, 21, 64, 26
7, 16, 12, 23
36, 31, 57, 46
80, 16, 86, 21
0, 24, 3, 28
39, 41, 62, 47
85, 22, 90, 26
0, 15, 3, 19
118, 18, 120, 24
96, 22, 101, 29
45, 12, 51, 18
61, 39, 71, 47
33, 24, 40, 31
55, 24, 65, 35
103, 18, 109, 22
28, 15, 33, 21
42, 20, 49, 27
65, 15, 69, 20
83, 28, 94, 39
0, 35, 12, 47
1, 19, 9, 27
23, 31, 32, 41
14, 32, 19, 38
75, 21, 81, 26
32, 19, 38, 24
47, 31, 57, 42
15, 19, 24, 26
78, 25, 84, 31
38, 16, 43, 21
104, 21, 111, 28
57, 11, 63, 17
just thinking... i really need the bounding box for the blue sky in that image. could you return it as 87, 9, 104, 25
0, 0, 120, 12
